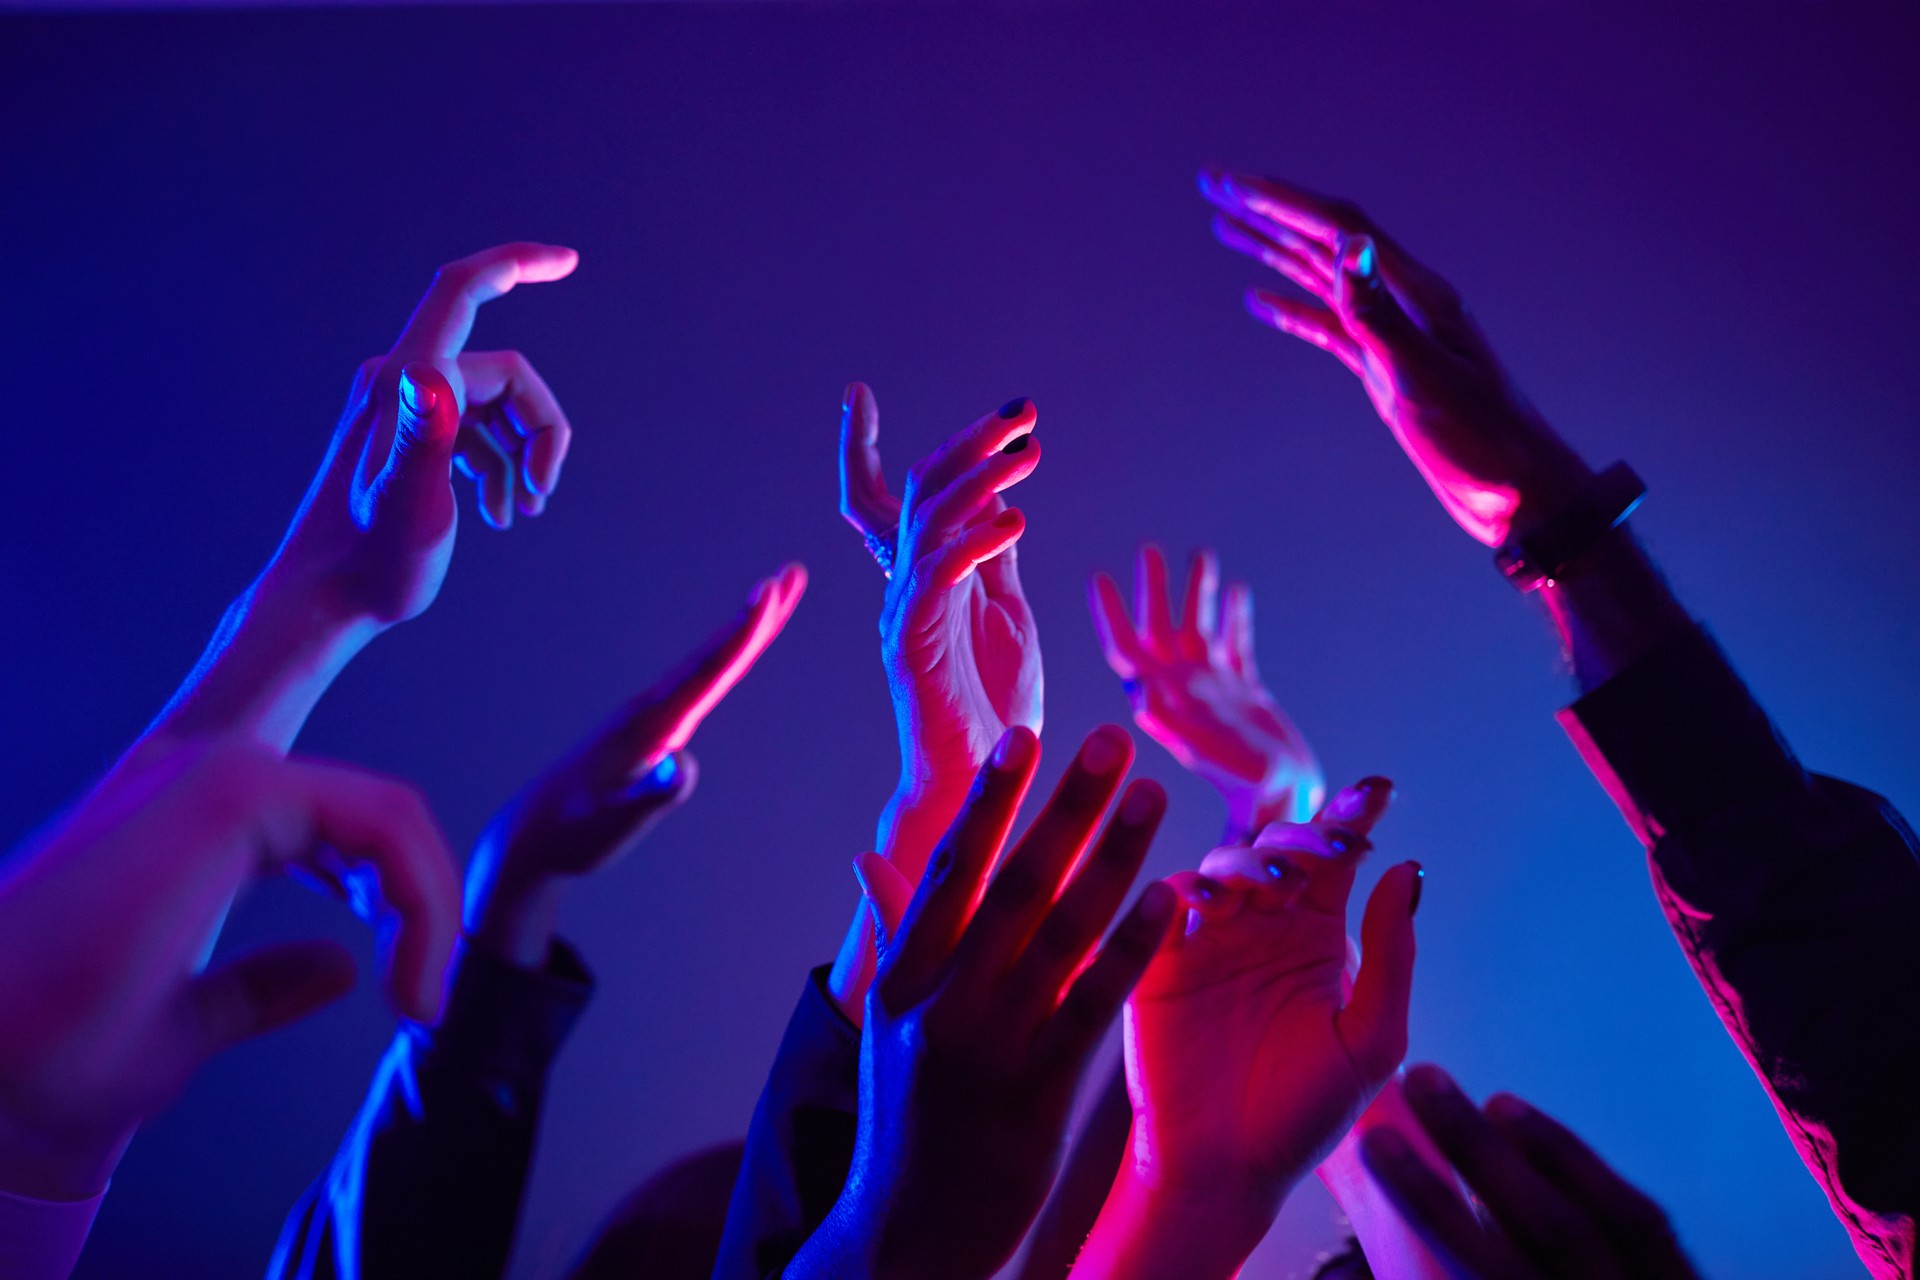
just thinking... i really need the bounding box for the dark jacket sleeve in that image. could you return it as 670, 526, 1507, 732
265, 939, 594, 1280
711, 965, 861, 1280
1557, 625, 1920, 1278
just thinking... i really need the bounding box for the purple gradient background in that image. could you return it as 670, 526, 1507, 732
1, 4, 1916, 1277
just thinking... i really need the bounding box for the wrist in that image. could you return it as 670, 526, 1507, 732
464, 855, 567, 970
1081, 1155, 1278, 1280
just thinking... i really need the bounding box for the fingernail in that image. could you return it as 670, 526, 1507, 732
1404, 1064, 1454, 1101
1118, 781, 1162, 825
1345, 235, 1377, 280
643, 755, 679, 790
992, 727, 1020, 768
850, 856, 875, 902
1327, 830, 1355, 856
1486, 1093, 1531, 1123
1078, 727, 1126, 775
993, 508, 1023, 529
399, 371, 436, 415
1408, 861, 1425, 916
842, 383, 856, 412
1120, 677, 1142, 697
1138, 880, 1176, 927
1193, 875, 1220, 901
998, 398, 1028, 419
1262, 857, 1293, 882
1357, 775, 1392, 798
1001, 433, 1032, 455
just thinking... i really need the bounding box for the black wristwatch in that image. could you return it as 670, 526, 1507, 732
1494, 462, 1645, 592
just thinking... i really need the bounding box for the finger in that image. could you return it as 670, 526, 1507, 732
1006, 780, 1166, 1005
1134, 544, 1178, 656
948, 725, 1135, 981
1199, 170, 1360, 250
459, 350, 573, 499
1361, 1126, 1536, 1280
901, 398, 1035, 516
1315, 776, 1396, 835
908, 508, 1025, 601
1038, 881, 1177, 1069
1221, 581, 1259, 679
1088, 572, 1146, 680
602, 564, 807, 769
392, 242, 579, 362
272, 760, 461, 1025
1162, 868, 1247, 924
1180, 549, 1219, 654
1244, 290, 1368, 380
1212, 212, 1335, 297
879, 727, 1041, 1010
452, 420, 517, 530
975, 500, 1026, 601
1401, 1065, 1618, 1275
1334, 235, 1438, 370
1339, 861, 1422, 1083
372, 364, 462, 520
852, 850, 916, 953
1195, 843, 1309, 903
904, 437, 1043, 556
1484, 1096, 1697, 1279
839, 381, 901, 536
186, 939, 359, 1061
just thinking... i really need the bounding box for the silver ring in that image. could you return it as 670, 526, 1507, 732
863, 529, 897, 580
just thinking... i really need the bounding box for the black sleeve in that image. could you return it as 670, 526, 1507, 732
265, 939, 593, 1280
711, 965, 860, 1280
1558, 625, 1920, 1278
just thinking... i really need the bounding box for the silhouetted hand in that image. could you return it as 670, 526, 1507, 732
1362, 1064, 1704, 1280
793, 725, 1176, 1280
1090, 545, 1322, 838
839, 385, 1043, 792
272, 242, 580, 627
1200, 172, 1592, 547
0, 741, 459, 1203
464, 564, 807, 964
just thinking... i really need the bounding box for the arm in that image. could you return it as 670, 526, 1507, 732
132, 243, 580, 764
1089, 545, 1322, 842
1070, 780, 1421, 1280
269, 568, 805, 1280
0, 742, 460, 1274
1204, 169, 1920, 1276
788, 726, 1175, 1280
825, 384, 1044, 1018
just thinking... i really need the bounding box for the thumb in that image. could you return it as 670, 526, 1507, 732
852, 852, 914, 954
186, 939, 358, 1061
1334, 235, 1429, 364
1340, 861, 1422, 1083
381, 362, 460, 495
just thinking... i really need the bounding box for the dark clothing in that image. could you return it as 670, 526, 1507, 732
266, 941, 593, 1280
1559, 625, 1920, 1278
711, 966, 860, 1280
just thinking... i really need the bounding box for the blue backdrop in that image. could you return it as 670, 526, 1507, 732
1, 4, 1915, 1276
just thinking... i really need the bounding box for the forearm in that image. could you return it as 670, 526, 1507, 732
137, 564, 379, 760
827, 773, 975, 1019
1535, 526, 1692, 695
1071, 1156, 1274, 1280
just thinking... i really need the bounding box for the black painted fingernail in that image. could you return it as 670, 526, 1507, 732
1328, 831, 1354, 856
1408, 862, 1425, 916
1263, 858, 1291, 881
998, 398, 1028, 419
1357, 775, 1392, 797
1001, 433, 1031, 454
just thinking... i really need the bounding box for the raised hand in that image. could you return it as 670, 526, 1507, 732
271, 242, 581, 626
463, 564, 807, 964
142, 244, 581, 760
1199, 172, 1592, 547
838, 383, 1043, 795
1362, 1065, 1704, 1280
0, 741, 459, 1204
1090, 545, 1322, 838
792, 726, 1177, 1280
1073, 778, 1420, 1280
